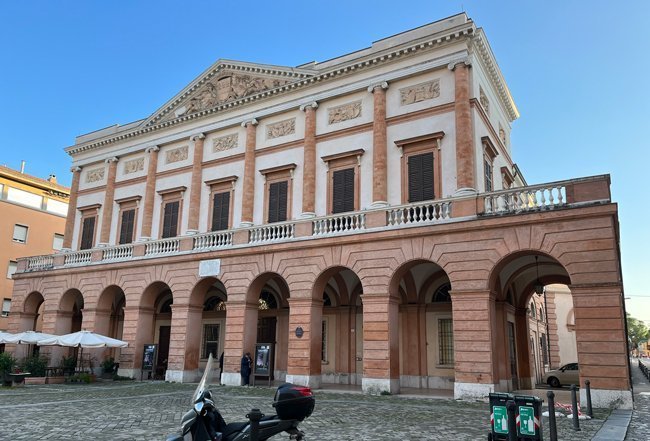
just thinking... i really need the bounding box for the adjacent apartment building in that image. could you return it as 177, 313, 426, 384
8, 14, 630, 407
0, 165, 69, 338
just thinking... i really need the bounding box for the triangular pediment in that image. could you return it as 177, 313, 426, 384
143, 60, 317, 127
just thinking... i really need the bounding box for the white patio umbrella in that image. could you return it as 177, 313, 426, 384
2, 330, 59, 345
38, 330, 128, 372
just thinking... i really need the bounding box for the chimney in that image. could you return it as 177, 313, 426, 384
20, 160, 25, 173
47, 174, 57, 184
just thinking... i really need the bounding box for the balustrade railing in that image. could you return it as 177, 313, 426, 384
193, 231, 233, 250
63, 250, 92, 266
102, 244, 133, 261
26, 255, 54, 271
249, 223, 294, 243
387, 200, 451, 226
145, 237, 180, 256
484, 184, 566, 214
313, 213, 366, 235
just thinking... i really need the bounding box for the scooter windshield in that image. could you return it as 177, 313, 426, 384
193, 353, 215, 403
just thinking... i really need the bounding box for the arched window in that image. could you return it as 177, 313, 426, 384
159, 298, 173, 314
530, 302, 536, 318
204, 296, 226, 311
432, 283, 451, 303
323, 293, 332, 307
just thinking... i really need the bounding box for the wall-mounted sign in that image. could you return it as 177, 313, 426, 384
199, 259, 221, 277
254, 344, 273, 377
295, 327, 304, 338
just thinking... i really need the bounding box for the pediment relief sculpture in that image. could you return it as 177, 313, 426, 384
166, 146, 189, 164
213, 134, 238, 152
266, 118, 296, 140
124, 157, 144, 175
166, 73, 292, 122
400, 79, 440, 106
328, 101, 362, 125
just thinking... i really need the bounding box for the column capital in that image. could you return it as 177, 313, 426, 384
367, 81, 389, 93
299, 101, 318, 111
241, 118, 259, 127
190, 133, 206, 142
145, 145, 160, 154
447, 58, 472, 71
70, 166, 82, 173
105, 156, 119, 164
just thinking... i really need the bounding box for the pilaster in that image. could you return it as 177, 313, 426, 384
99, 157, 119, 244
300, 102, 318, 217
141, 146, 160, 239
369, 82, 389, 207
240, 119, 258, 226
449, 61, 476, 194
221, 300, 259, 386
286, 297, 323, 388
187, 134, 206, 232
62, 166, 82, 249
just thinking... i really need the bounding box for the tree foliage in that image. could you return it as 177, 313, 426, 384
627, 313, 650, 349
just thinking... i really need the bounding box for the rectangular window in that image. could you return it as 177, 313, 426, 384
211, 191, 231, 231
267, 181, 288, 223
332, 168, 355, 213
7, 187, 42, 209
80, 216, 96, 250
202, 324, 220, 359
12, 224, 28, 243
321, 320, 328, 362
407, 152, 434, 202
484, 158, 493, 192
162, 201, 180, 238
438, 318, 454, 365
2, 299, 10, 317
540, 334, 548, 365
119, 209, 136, 244
6, 261, 17, 279
52, 233, 64, 250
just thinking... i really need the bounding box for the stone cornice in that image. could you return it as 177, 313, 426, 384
471, 29, 519, 122
65, 23, 478, 157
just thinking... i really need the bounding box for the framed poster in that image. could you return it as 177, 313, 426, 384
254, 343, 273, 377
142, 344, 157, 371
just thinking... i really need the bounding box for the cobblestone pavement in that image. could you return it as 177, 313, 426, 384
0, 381, 609, 441
625, 359, 650, 440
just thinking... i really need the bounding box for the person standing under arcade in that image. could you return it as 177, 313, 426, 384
240, 352, 252, 386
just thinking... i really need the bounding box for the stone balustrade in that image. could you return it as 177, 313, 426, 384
15, 175, 612, 275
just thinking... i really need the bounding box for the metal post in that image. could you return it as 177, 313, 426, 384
585, 380, 593, 418
570, 384, 581, 431
247, 408, 264, 441
547, 390, 558, 441
506, 400, 518, 441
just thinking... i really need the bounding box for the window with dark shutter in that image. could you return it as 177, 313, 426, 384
484, 158, 493, 192
162, 201, 179, 238
211, 191, 230, 231
332, 168, 355, 213
407, 152, 434, 202
268, 181, 288, 223
119, 209, 136, 244
80, 217, 96, 250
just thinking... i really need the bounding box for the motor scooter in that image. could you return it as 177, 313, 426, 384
166, 354, 315, 441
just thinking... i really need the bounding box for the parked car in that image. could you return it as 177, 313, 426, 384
543, 362, 579, 388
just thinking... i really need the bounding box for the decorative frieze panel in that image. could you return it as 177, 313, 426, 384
399, 79, 440, 105
480, 86, 490, 115
123, 157, 144, 174
328, 101, 362, 125
213, 134, 238, 152
266, 118, 295, 139
166, 146, 189, 164
85, 167, 105, 183
167, 73, 291, 122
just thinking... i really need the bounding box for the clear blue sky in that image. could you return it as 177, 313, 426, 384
1, 1, 648, 314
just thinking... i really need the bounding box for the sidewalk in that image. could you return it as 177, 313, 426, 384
622, 358, 650, 441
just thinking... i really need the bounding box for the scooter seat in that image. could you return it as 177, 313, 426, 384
223, 422, 249, 437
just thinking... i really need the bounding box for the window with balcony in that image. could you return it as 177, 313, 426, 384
115, 196, 141, 245
205, 176, 237, 232
1, 298, 10, 317
260, 164, 295, 224
12, 224, 28, 243
52, 233, 64, 250
157, 186, 185, 239
322, 149, 363, 214
77, 204, 100, 250
395, 132, 444, 203
6, 261, 17, 279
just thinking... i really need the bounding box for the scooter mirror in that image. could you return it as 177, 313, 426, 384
194, 401, 205, 415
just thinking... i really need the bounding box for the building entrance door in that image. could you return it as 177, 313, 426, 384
257, 317, 276, 380
507, 321, 519, 390
157, 325, 170, 379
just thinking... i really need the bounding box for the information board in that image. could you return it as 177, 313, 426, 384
518, 406, 536, 436
493, 405, 508, 434
254, 344, 272, 376
142, 344, 157, 371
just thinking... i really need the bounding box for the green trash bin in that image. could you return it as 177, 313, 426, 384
488, 392, 514, 440
513, 395, 543, 441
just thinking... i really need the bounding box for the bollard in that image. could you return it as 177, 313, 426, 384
585, 379, 593, 418
247, 408, 264, 441
570, 384, 581, 431
506, 400, 517, 441
547, 390, 558, 441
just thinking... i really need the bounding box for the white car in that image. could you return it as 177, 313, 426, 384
543, 362, 580, 388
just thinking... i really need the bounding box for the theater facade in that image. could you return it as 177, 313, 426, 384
9, 14, 631, 407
